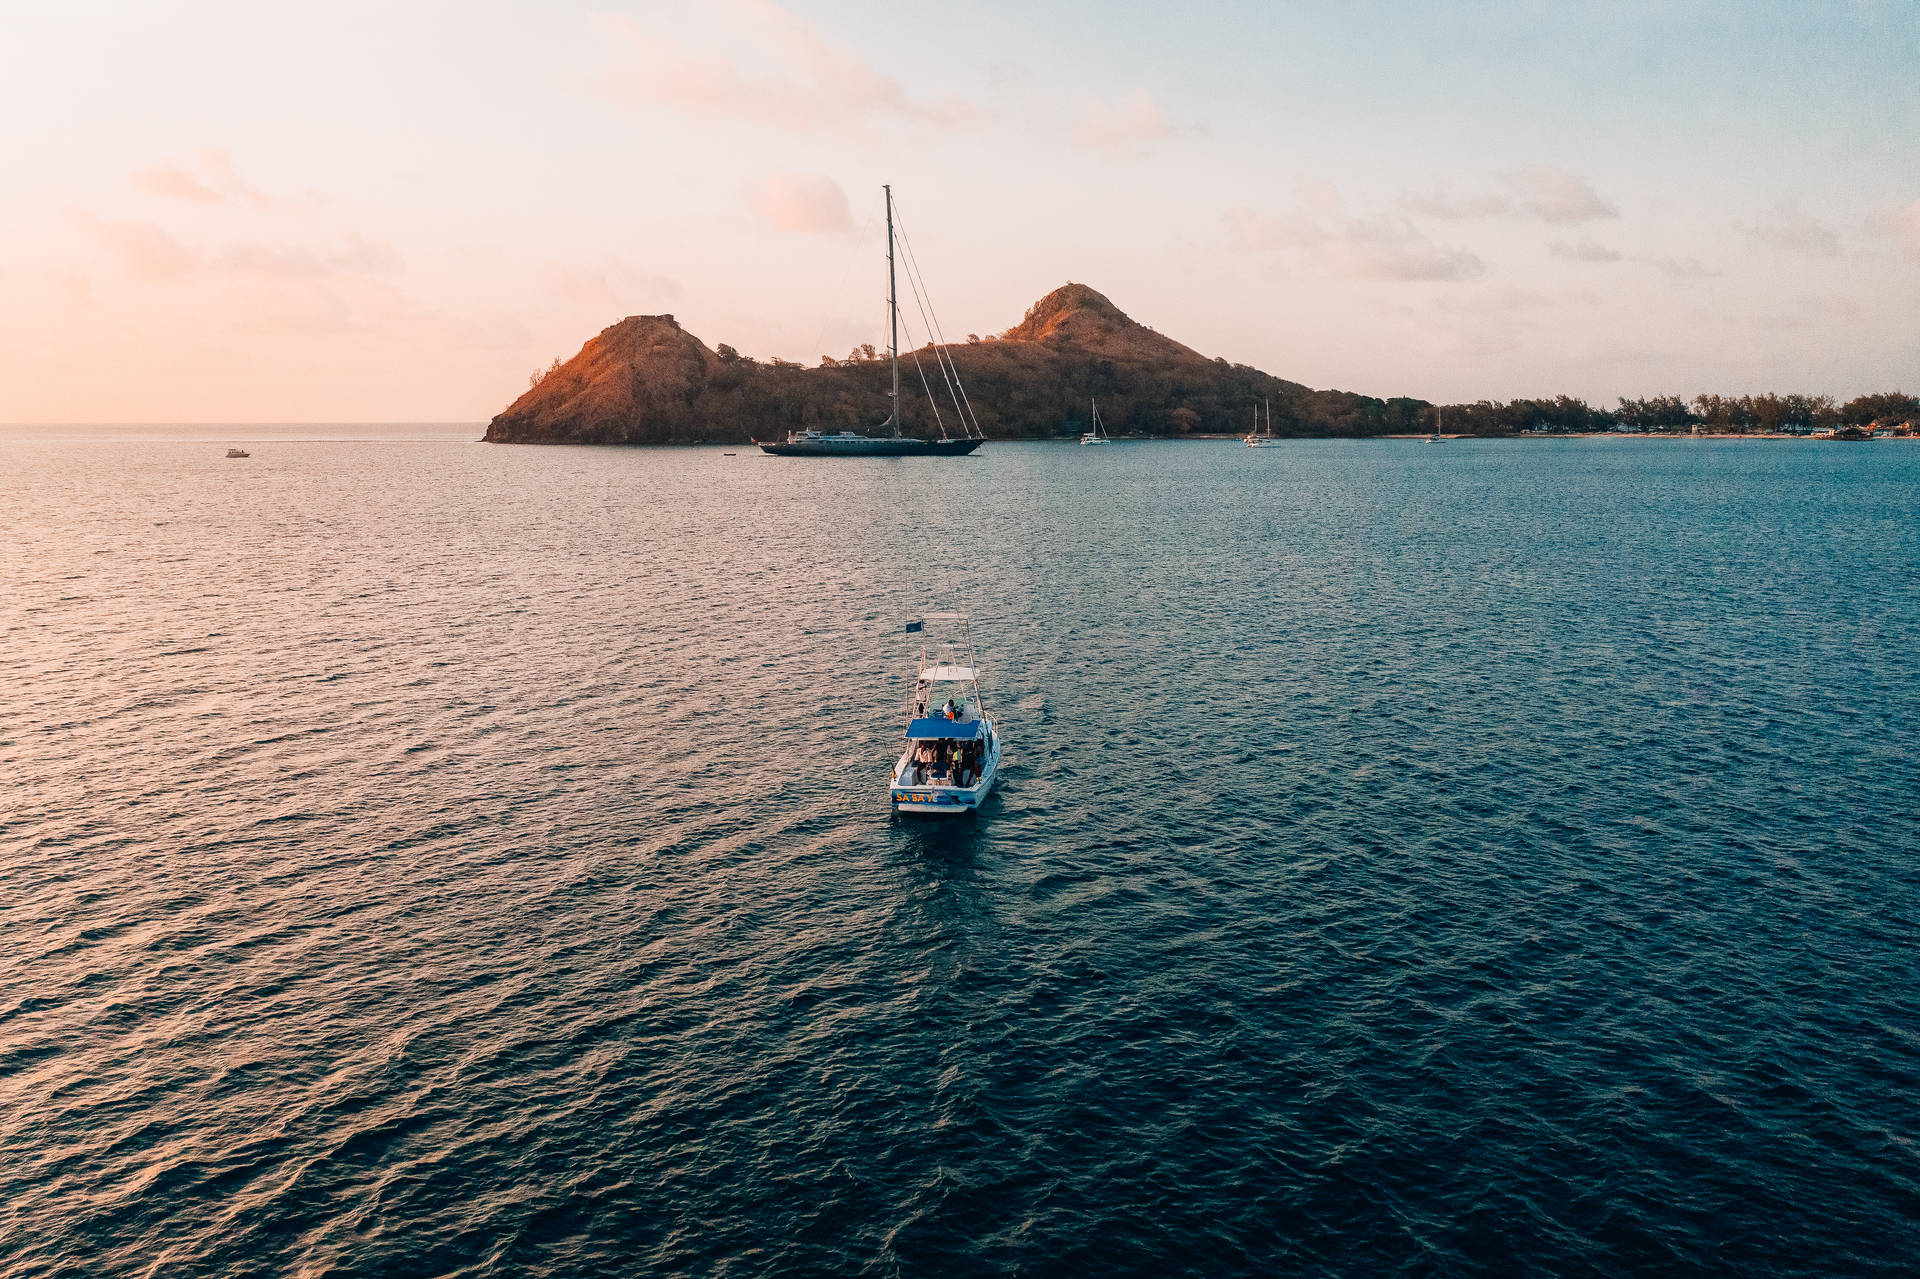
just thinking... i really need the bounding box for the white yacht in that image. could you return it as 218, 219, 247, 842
1245, 399, 1281, 447
890, 613, 1001, 815
1081, 399, 1110, 445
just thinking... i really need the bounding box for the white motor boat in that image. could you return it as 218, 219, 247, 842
890, 613, 1001, 814
1081, 398, 1110, 445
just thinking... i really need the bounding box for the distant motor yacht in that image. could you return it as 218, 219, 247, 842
890, 613, 1001, 814
226, 448, 250, 458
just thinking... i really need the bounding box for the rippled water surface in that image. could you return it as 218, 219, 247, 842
4, 428, 1917, 1277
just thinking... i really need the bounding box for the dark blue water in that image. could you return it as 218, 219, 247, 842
3, 432, 1916, 1276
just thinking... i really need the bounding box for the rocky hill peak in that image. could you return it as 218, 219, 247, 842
1002, 283, 1205, 363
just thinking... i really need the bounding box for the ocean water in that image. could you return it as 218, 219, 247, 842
3, 428, 1916, 1277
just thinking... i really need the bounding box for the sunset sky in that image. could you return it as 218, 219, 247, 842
3, 0, 1916, 422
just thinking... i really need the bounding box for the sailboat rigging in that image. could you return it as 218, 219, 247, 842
1081, 398, 1110, 445
1244, 398, 1281, 447
757, 186, 984, 457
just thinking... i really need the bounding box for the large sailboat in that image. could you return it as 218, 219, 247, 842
757, 186, 985, 458
1245, 399, 1281, 447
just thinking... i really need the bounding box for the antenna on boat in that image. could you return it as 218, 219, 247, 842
885, 184, 901, 439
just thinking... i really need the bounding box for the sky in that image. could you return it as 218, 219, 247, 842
1, 0, 1916, 422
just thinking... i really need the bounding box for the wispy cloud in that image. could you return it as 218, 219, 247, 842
132, 148, 275, 211
747, 173, 853, 233
1071, 89, 1190, 156
1399, 168, 1617, 226
1398, 188, 1514, 220
603, 0, 981, 136
1881, 196, 1920, 260
541, 257, 682, 310
1632, 253, 1719, 280
1550, 239, 1622, 263
69, 212, 402, 283
66, 213, 199, 282
1225, 190, 1484, 282
1739, 202, 1840, 256
1505, 167, 1617, 224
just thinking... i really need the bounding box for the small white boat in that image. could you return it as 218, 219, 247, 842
1245, 399, 1281, 446
1081, 398, 1110, 445
226, 448, 250, 458
1424, 405, 1445, 443
890, 613, 1001, 815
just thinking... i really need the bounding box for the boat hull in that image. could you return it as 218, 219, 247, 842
891, 763, 997, 814
891, 734, 999, 814
758, 436, 983, 457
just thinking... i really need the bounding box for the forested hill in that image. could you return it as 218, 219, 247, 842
483, 284, 1419, 444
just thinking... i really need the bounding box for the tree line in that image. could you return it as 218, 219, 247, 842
1435, 391, 1919, 435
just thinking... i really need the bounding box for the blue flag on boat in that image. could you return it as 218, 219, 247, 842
905, 621, 922, 633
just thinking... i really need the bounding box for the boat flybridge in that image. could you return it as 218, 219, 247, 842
1081, 398, 1111, 445
890, 613, 1001, 815
1245, 399, 1281, 447
757, 185, 984, 458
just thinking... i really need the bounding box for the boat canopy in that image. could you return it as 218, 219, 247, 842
906, 717, 986, 741
923, 665, 976, 682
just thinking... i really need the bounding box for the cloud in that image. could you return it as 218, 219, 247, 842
64, 212, 200, 282
1398, 188, 1514, 220
604, 0, 981, 136
1505, 167, 1617, 224
1632, 253, 1719, 280
1550, 240, 1622, 263
69, 212, 402, 284
216, 233, 402, 278
1739, 202, 1840, 256
747, 173, 853, 233
1398, 169, 1616, 226
1882, 197, 1920, 260
542, 257, 682, 310
1072, 89, 1185, 156
132, 148, 274, 211
1224, 195, 1484, 282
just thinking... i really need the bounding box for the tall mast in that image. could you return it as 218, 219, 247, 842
886, 184, 900, 438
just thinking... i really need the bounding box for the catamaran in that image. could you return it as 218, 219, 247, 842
890, 613, 1001, 815
1245, 399, 1281, 447
757, 186, 984, 458
1081, 398, 1111, 445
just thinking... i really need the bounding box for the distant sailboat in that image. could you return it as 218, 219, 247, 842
1244, 399, 1281, 447
757, 186, 984, 458
1081, 398, 1110, 445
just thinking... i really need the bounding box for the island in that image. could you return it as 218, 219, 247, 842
483, 284, 1414, 445
484, 283, 1920, 445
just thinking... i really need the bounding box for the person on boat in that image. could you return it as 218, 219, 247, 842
942, 698, 956, 720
